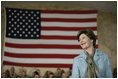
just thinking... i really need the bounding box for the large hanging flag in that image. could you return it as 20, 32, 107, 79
3, 8, 98, 67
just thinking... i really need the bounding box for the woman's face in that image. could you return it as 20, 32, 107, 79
79, 33, 93, 50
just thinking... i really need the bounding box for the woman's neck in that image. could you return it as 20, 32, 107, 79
85, 47, 94, 56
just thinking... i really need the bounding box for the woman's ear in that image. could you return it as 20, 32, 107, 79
91, 40, 93, 43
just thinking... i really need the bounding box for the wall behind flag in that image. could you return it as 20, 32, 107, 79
1, 1, 117, 76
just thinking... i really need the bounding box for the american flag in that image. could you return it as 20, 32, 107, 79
3, 8, 98, 67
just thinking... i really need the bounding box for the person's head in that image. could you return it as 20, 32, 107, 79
48, 72, 54, 78
77, 29, 96, 49
34, 74, 40, 78
10, 67, 15, 73
61, 72, 67, 78
2, 72, 7, 78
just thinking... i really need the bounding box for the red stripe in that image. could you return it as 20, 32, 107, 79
5, 42, 82, 49
3, 61, 72, 67
41, 18, 97, 22
41, 35, 97, 40
5, 52, 78, 58
41, 10, 97, 14
5, 42, 98, 49
41, 26, 97, 31
41, 35, 77, 40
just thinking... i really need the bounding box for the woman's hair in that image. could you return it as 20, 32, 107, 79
77, 29, 96, 48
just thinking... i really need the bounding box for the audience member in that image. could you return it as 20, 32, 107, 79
10, 66, 17, 78
55, 68, 62, 78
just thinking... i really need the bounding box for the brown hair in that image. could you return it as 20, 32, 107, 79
77, 29, 96, 48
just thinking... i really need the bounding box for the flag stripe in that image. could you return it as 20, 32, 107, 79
3, 61, 72, 67
3, 56, 73, 64
41, 10, 97, 14
41, 26, 97, 31
41, 22, 97, 27
41, 18, 97, 22
41, 30, 97, 36
5, 42, 98, 49
5, 52, 78, 58
5, 47, 82, 54
41, 35, 97, 40
5, 37, 98, 45
5, 42, 82, 49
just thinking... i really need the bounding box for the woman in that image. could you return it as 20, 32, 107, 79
72, 29, 113, 78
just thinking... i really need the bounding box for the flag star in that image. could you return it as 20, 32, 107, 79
17, 13, 20, 16
25, 34, 28, 37
17, 31, 20, 33
20, 28, 22, 31
14, 16, 17, 18
28, 14, 31, 16
14, 10, 17, 12
37, 23, 39, 25
11, 24, 14, 27
23, 13, 25, 16
8, 27, 11, 30
14, 28, 17, 30
36, 29, 39, 31
11, 30, 14, 33
34, 20, 36, 22
11, 18, 14, 21
25, 11, 28, 13
20, 22, 23, 25
31, 17, 34, 19
8, 33, 11, 36
34, 14, 36, 17
26, 17, 28, 19
20, 16, 23, 19
14, 21, 17, 24
31, 23, 34, 25
28, 20, 31, 22
22, 25, 25, 28
17, 19, 20, 21
14, 34, 17, 36
25, 28, 28, 31
12, 12, 14, 15
31, 28, 33, 31
22, 31, 25, 34
19, 34, 22, 37
17, 25, 20, 27
34, 26, 36, 28
28, 25, 31, 28
31, 35, 33, 37
37, 11, 39, 14
37, 17, 39, 19
9, 21, 11, 24
23, 19, 25, 22
25, 22, 28, 25
28, 31, 31, 34
9, 15, 11, 18
36, 35, 39, 37
20, 10, 22, 13
8, 9, 11, 12
31, 11, 34, 14
33, 31, 36, 34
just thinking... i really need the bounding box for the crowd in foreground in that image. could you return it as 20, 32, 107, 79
1, 67, 72, 78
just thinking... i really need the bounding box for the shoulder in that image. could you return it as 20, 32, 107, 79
96, 49, 109, 59
73, 52, 85, 62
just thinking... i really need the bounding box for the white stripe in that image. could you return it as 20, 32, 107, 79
4, 47, 83, 54
5, 37, 98, 45
41, 22, 97, 27
42, 30, 97, 36
41, 14, 97, 19
3, 56, 73, 64
5, 37, 78, 45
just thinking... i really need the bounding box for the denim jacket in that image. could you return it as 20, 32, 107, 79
72, 49, 113, 78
